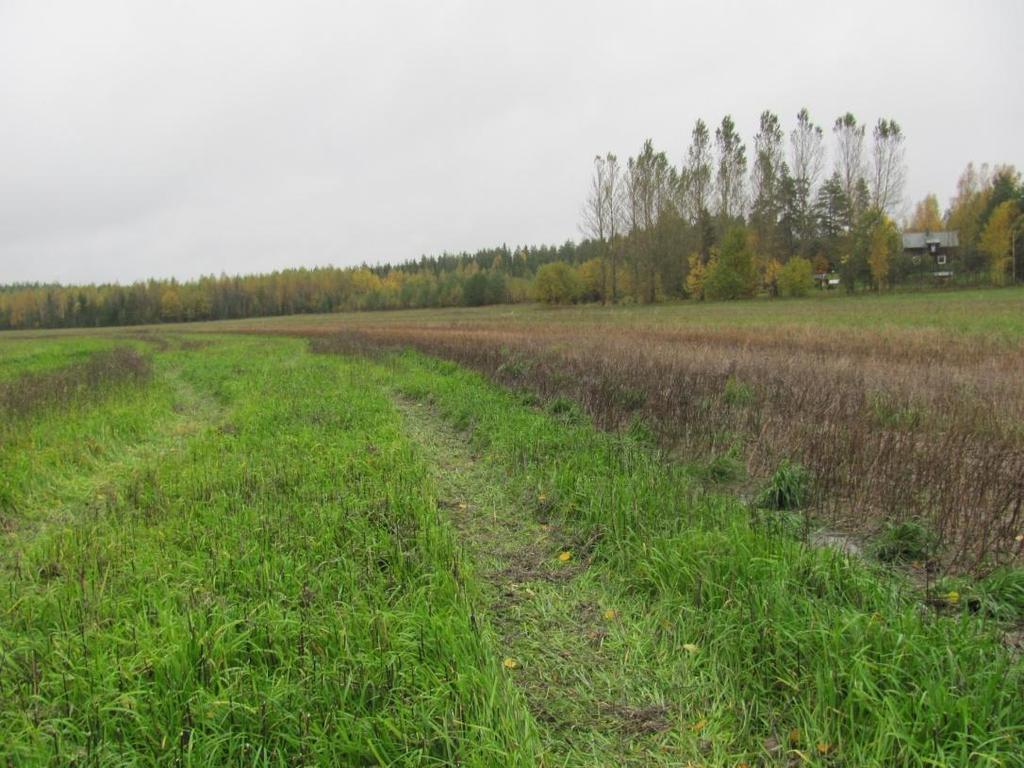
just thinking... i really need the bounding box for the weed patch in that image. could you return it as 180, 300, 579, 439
0, 346, 150, 419
755, 459, 810, 510
871, 519, 939, 564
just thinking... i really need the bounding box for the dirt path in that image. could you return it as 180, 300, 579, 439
394, 396, 690, 767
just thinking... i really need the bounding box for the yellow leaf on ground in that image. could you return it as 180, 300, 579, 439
603, 609, 618, 620
558, 551, 571, 562
682, 643, 699, 654
502, 657, 518, 669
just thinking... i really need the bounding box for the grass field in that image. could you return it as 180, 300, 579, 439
184, 286, 1024, 340
2, 290, 1023, 765
220, 287, 1024, 573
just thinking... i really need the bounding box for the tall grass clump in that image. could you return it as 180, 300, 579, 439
755, 459, 810, 510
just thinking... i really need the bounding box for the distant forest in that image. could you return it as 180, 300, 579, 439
2, 109, 1021, 330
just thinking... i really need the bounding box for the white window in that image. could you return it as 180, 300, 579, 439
937, 253, 947, 265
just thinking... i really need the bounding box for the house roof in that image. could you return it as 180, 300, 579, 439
902, 230, 959, 249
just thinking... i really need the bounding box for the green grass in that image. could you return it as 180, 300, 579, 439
0, 336, 125, 381
2, 336, 538, 765
1, 333, 1021, 766
375, 349, 1023, 766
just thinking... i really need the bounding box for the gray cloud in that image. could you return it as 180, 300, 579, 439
1, 0, 1021, 284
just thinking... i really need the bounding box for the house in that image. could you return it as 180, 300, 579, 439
902, 230, 959, 277
813, 272, 841, 289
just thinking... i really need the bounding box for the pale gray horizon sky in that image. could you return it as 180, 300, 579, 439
1, 0, 1021, 285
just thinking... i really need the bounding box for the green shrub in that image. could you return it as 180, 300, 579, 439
755, 460, 810, 510
777, 257, 814, 297
532, 263, 583, 304
703, 228, 758, 300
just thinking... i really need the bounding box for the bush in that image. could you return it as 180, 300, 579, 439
777, 257, 814, 297
533, 263, 583, 305
755, 460, 810, 510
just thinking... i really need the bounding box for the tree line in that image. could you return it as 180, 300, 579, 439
0, 244, 598, 330
1, 108, 1021, 329
564, 109, 1023, 304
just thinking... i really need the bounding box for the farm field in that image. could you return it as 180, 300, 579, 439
215, 287, 1024, 573
1, 314, 1023, 767
190, 286, 1024, 340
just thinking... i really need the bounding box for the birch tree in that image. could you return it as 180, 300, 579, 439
581, 155, 611, 302
833, 112, 866, 216
715, 115, 747, 221
750, 110, 787, 261
790, 108, 825, 251
870, 118, 907, 215
684, 119, 713, 223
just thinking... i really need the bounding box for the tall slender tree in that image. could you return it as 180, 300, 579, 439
750, 110, 788, 262
581, 155, 611, 302
833, 112, 866, 218
604, 153, 625, 302
684, 119, 714, 224
715, 115, 747, 222
790, 108, 825, 252
626, 140, 678, 302
870, 118, 907, 215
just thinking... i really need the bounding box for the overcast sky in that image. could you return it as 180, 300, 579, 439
1, 1, 1021, 285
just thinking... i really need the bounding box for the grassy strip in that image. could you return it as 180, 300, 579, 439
0, 337, 126, 382
396, 396, 696, 766
1, 337, 539, 765
0, 346, 151, 421
364, 349, 1023, 766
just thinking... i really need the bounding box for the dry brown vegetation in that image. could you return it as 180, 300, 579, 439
311, 323, 1024, 573
0, 346, 151, 419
